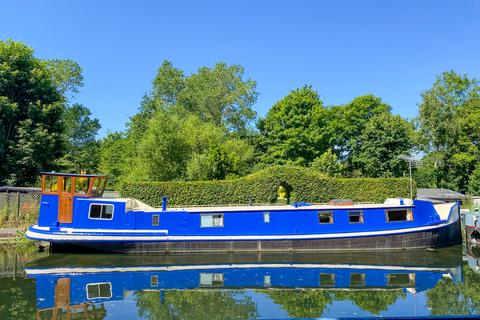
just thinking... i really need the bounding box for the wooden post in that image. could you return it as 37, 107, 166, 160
16, 192, 20, 220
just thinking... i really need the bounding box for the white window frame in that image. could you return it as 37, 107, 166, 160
200, 214, 224, 227
88, 203, 114, 220
385, 208, 413, 223
264, 212, 270, 223
86, 282, 112, 299
318, 211, 334, 224
152, 214, 160, 226
199, 272, 224, 287
348, 210, 364, 224
151, 275, 159, 287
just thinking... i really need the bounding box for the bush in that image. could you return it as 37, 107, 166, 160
119, 166, 415, 207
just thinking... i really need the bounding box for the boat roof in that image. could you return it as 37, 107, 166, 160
168, 203, 414, 213
40, 172, 106, 178
85, 197, 414, 212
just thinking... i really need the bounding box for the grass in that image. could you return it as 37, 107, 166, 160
0, 204, 38, 229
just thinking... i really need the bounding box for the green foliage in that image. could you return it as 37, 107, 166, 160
45, 58, 84, 100
258, 86, 328, 166
310, 149, 345, 177
121, 111, 256, 184
57, 104, 101, 173
257, 91, 408, 178
334, 290, 405, 315
133, 60, 258, 135
136, 290, 258, 320
352, 113, 414, 177
327, 95, 391, 166
427, 262, 480, 315
468, 163, 480, 195
99, 131, 135, 188
417, 71, 480, 192
265, 290, 331, 318
101, 60, 259, 187
0, 40, 64, 186
120, 166, 413, 206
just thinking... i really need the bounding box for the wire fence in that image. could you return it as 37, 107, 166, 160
0, 192, 40, 227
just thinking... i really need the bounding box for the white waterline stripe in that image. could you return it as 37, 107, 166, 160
26, 219, 456, 242
24, 263, 453, 275
59, 227, 169, 234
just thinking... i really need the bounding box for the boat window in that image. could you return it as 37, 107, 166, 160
264, 275, 271, 287
44, 176, 59, 193
62, 177, 73, 193
201, 214, 224, 227
350, 273, 366, 287
86, 282, 112, 299
91, 178, 101, 195
387, 273, 415, 287
320, 273, 335, 287
200, 273, 224, 287
89, 204, 114, 220
386, 209, 413, 222
318, 211, 334, 224
152, 214, 160, 226
264, 212, 270, 223
151, 275, 158, 287
75, 177, 91, 194
349, 211, 364, 224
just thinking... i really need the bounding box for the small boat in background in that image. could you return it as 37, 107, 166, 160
26, 172, 462, 253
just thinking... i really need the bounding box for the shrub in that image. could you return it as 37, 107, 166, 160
119, 166, 414, 207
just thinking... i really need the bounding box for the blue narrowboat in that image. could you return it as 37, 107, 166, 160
25, 172, 462, 253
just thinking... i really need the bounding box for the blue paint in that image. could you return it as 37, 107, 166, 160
27, 174, 460, 246
27, 263, 459, 310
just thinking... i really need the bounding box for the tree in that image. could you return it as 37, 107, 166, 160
417, 71, 480, 192
310, 149, 344, 177
130, 60, 258, 136
326, 95, 391, 170
258, 86, 328, 166
265, 289, 332, 318
469, 164, 480, 195
57, 104, 101, 173
178, 62, 258, 133
136, 290, 258, 320
352, 113, 414, 177
99, 131, 135, 188
0, 40, 64, 186
45, 59, 84, 100
334, 290, 405, 315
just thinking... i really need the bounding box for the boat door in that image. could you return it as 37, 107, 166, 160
58, 176, 74, 223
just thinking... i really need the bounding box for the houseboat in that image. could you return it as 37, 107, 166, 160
25, 172, 462, 253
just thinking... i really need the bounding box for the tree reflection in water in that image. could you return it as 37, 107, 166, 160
427, 264, 480, 316
262, 289, 405, 318
136, 290, 258, 320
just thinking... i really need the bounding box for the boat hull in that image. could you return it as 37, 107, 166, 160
48, 219, 461, 253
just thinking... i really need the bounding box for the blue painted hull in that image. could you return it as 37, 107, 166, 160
43, 218, 461, 253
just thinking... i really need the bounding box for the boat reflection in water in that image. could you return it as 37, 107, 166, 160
26, 248, 463, 319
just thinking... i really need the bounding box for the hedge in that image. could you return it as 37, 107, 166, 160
119, 166, 415, 207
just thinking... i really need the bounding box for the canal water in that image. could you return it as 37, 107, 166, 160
1, 244, 480, 319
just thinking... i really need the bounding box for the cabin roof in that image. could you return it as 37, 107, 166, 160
417, 188, 466, 202
40, 172, 106, 178
168, 203, 415, 213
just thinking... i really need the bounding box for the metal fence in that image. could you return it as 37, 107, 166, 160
0, 192, 40, 227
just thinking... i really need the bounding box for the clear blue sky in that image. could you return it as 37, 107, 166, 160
1, 1, 479, 136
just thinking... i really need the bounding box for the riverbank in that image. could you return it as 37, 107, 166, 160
0, 228, 20, 239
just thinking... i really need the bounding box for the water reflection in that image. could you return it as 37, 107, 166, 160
5, 245, 480, 319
